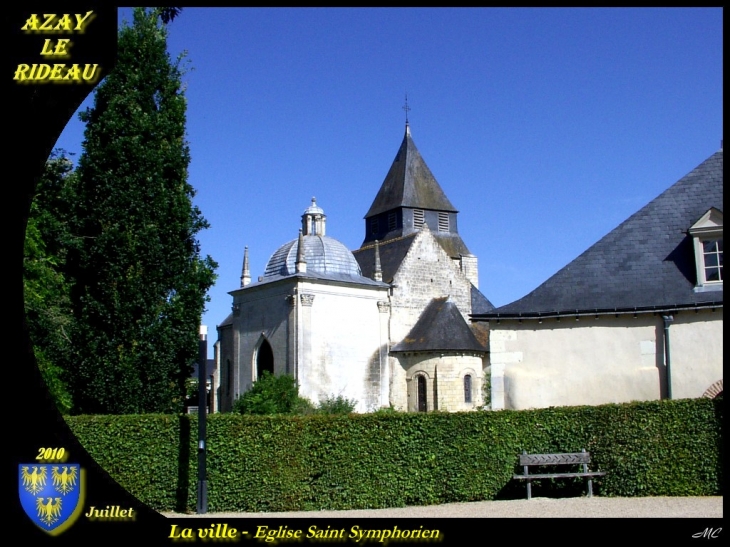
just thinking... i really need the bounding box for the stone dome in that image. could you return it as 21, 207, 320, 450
263, 235, 363, 278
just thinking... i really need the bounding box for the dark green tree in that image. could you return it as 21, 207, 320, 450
234, 373, 315, 415
24, 151, 79, 414
69, 8, 216, 414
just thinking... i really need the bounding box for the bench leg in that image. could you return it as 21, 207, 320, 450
583, 458, 594, 498
527, 480, 531, 500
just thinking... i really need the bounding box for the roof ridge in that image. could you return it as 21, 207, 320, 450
354, 232, 418, 252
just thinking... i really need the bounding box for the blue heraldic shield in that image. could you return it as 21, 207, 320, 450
19, 464, 84, 534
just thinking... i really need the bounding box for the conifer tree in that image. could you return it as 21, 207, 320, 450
69, 8, 216, 414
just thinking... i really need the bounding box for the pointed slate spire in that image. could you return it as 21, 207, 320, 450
364, 123, 457, 219
240, 246, 251, 287
373, 240, 382, 281
295, 229, 307, 273
358, 121, 476, 264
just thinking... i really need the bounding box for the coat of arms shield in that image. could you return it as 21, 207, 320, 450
19, 464, 84, 534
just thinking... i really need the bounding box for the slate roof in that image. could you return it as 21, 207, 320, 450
471, 284, 496, 313
391, 297, 487, 353
474, 149, 723, 318
364, 124, 457, 218
240, 270, 389, 290
431, 232, 473, 260
354, 233, 418, 283
264, 234, 363, 278
191, 359, 216, 378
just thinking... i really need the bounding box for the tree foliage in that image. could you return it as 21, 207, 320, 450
67, 8, 216, 414
24, 151, 79, 413
234, 372, 313, 415
316, 395, 357, 415
233, 373, 358, 416
155, 7, 182, 25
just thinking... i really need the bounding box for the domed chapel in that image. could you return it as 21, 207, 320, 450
216, 122, 495, 412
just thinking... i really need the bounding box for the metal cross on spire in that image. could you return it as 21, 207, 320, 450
403, 93, 411, 124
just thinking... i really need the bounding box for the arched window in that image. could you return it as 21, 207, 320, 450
256, 339, 274, 379
417, 375, 427, 412
464, 374, 472, 403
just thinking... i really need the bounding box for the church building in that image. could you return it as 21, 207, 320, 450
217, 123, 493, 413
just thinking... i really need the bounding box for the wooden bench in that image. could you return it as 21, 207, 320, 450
513, 449, 606, 500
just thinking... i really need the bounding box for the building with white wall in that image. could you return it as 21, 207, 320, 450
472, 147, 724, 409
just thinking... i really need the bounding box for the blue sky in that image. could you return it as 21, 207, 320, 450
52, 7, 723, 339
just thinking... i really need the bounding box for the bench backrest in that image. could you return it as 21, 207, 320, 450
519, 452, 591, 466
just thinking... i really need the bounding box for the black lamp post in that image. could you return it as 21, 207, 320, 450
197, 325, 208, 514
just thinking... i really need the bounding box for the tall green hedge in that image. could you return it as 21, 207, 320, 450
65, 397, 723, 512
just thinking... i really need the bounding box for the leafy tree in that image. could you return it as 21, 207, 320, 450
155, 7, 182, 25
234, 372, 314, 415
316, 395, 357, 415
233, 373, 360, 416
68, 8, 216, 414
23, 151, 79, 413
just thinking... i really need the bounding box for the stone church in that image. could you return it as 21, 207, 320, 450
216, 123, 494, 413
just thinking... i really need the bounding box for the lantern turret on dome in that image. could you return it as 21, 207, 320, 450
302, 197, 326, 236
254, 198, 384, 284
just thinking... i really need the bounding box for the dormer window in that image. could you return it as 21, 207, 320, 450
702, 240, 723, 282
689, 208, 723, 290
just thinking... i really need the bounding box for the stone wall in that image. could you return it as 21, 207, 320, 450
227, 278, 388, 413
216, 323, 234, 411
488, 310, 723, 410
667, 309, 723, 399
459, 254, 479, 289
296, 280, 388, 412
387, 228, 483, 411
390, 229, 473, 344
229, 280, 294, 400
396, 353, 484, 412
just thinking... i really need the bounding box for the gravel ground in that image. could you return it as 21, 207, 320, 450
161, 496, 723, 519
